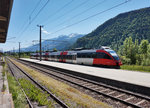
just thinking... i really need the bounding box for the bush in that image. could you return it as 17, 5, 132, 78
120, 56, 131, 65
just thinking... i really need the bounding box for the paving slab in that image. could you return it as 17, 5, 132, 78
0, 63, 13, 108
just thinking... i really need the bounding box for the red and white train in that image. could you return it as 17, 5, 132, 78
30, 46, 122, 68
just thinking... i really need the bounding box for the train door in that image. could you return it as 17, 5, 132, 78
62, 52, 67, 62
77, 53, 83, 64
83, 53, 93, 65
93, 52, 103, 65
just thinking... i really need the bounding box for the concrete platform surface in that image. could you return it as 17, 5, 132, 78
21, 58, 150, 88
0, 64, 13, 108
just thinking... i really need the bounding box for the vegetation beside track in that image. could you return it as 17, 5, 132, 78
121, 65, 150, 73
12, 59, 111, 108
7, 70, 28, 108
19, 78, 53, 107
2, 63, 6, 92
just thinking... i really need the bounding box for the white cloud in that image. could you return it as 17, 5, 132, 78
41, 28, 50, 35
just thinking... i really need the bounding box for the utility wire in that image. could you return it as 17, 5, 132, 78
40, 0, 74, 24
49, 0, 131, 35
29, 0, 42, 18
49, 0, 106, 30
18, 0, 51, 40
30, 0, 51, 24
18, 0, 42, 34
44, 0, 89, 26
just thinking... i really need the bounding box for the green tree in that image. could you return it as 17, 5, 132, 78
147, 44, 150, 56
139, 40, 149, 66
144, 44, 150, 66
139, 40, 149, 55
121, 37, 139, 64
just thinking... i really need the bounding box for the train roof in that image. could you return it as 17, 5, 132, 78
30, 46, 115, 55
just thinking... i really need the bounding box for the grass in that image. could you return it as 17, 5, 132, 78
7, 72, 29, 108
1, 62, 6, 92
5, 59, 53, 107
12, 59, 111, 108
2, 84, 6, 92
9, 55, 30, 59
19, 78, 53, 107
121, 65, 150, 73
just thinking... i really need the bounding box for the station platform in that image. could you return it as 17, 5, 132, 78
20, 58, 150, 96
0, 57, 13, 108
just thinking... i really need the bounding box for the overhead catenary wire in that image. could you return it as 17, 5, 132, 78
18, 0, 71, 41
30, 0, 51, 24
29, 0, 42, 20
48, 0, 107, 30
44, 0, 90, 26
18, 0, 42, 34
40, 0, 75, 24
18, 0, 51, 40
29, 0, 75, 37
48, 0, 131, 35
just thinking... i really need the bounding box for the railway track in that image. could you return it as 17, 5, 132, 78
6, 57, 69, 108
17, 58, 150, 108
7, 59, 34, 108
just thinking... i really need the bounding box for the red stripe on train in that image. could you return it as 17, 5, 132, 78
59, 52, 68, 62
93, 50, 116, 66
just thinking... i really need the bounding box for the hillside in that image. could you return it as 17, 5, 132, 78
21, 33, 84, 52
72, 7, 150, 50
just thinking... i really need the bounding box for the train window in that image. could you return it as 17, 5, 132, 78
86, 53, 91, 58
92, 53, 96, 58
70, 55, 72, 60
103, 53, 112, 59
73, 55, 77, 60
77, 53, 81, 58
57, 55, 59, 59
70, 55, 73, 59
82, 53, 86, 58
67, 55, 69, 59
113, 56, 120, 60
63, 55, 66, 59
60, 55, 62, 59
96, 52, 104, 58
66, 55, 68, 59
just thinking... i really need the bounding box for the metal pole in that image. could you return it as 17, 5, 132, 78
19, 42, 21, 58
37, 25, 43, 61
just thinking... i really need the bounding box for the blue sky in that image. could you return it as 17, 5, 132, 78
0, 0, 150, 51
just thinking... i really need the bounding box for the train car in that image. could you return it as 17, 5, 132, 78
65, 51, 77, 64
76, 48, 122, 67
30, 47, 122, 68
45, 52, 49, 60
30, 53, 39, 59
30, 53, 36, 59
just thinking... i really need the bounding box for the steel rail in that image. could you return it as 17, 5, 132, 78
7, 57, 69, 108
17, 59, 150, 108
6, 59, 34, 108
19, 59, 150, 100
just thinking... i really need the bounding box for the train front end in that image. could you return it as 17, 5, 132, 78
106, 49, 122, 67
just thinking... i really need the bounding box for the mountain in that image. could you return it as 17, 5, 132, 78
22, 33, 85, 52
72, 7, 150, 50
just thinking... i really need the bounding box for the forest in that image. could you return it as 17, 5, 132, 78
72, 7, 150, 52
119, 37, 150, 66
